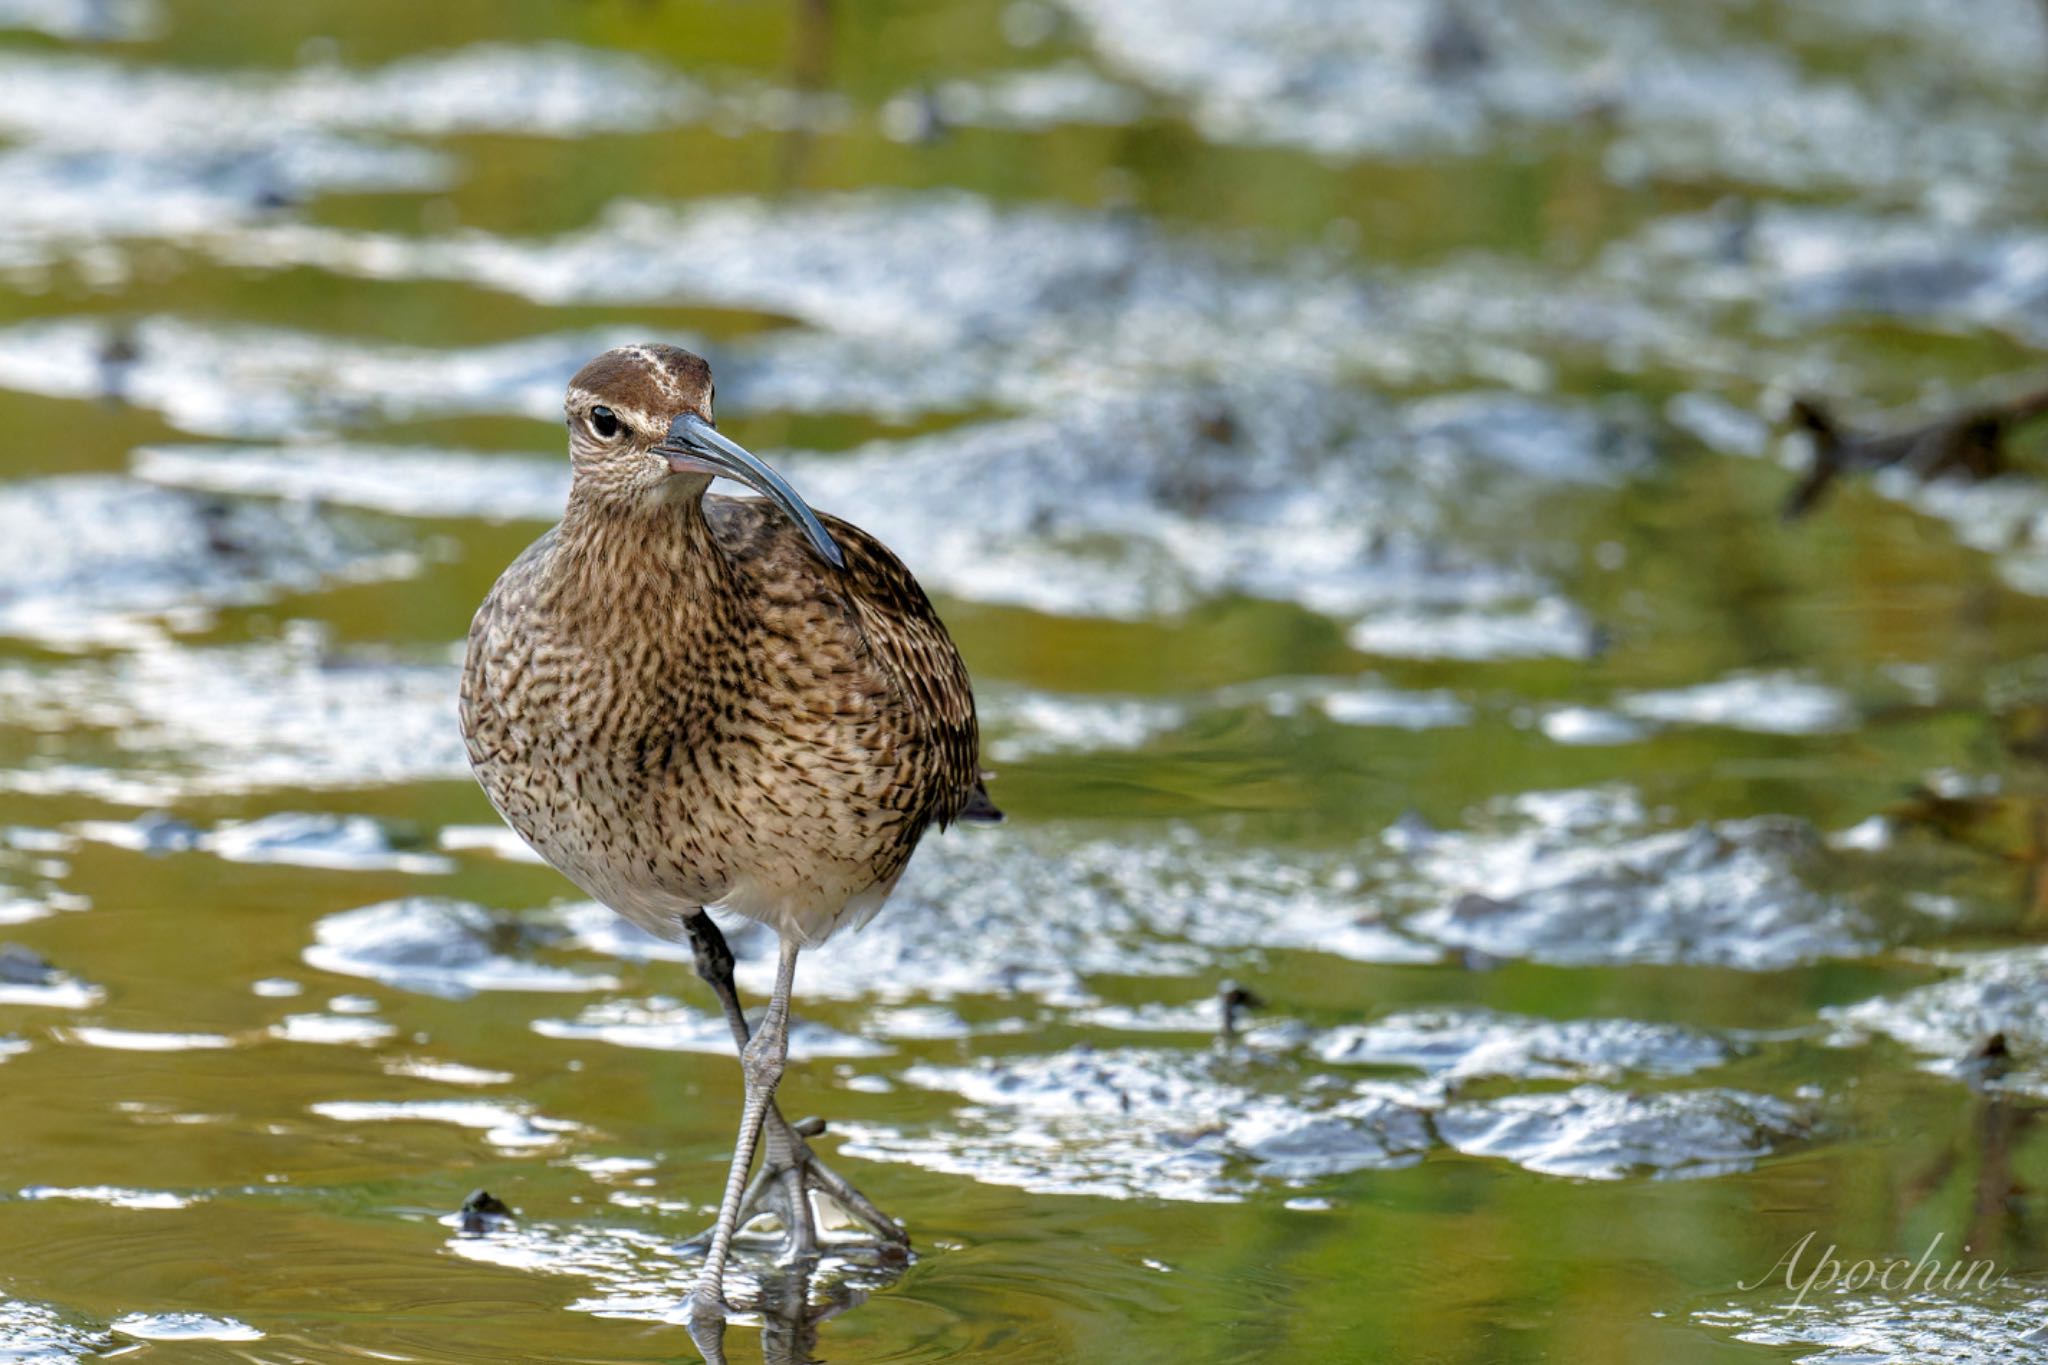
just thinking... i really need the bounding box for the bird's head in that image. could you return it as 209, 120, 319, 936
564, 344, 844, 569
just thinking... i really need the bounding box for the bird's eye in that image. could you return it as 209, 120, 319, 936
590, 406, 622, 439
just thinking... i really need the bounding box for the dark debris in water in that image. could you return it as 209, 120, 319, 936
1783, 380, 2048, 520
457, 1187, 515, 1236
1829, 948, 2048, 1095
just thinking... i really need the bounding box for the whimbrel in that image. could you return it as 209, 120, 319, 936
459, 344, 996, 1340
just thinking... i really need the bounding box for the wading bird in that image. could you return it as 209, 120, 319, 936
459, 344, 995, 1347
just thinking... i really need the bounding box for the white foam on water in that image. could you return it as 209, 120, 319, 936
0, 979, 102, 1009
1381, 787, 1876, 969
857, 1038, 1801, 1197
1347, 596, 1597, 662
79, 810, 449, 874
0, 318, 638, 439
770, 388, 1625, 635
60, 1027, 234, 1052
0, 45, 708, 147
19, 1185, 197, 1210
0, 899, 52, 927
444, 1213, 900, 1327
845, 1047, 1432, 1203
1619, 672, 1855, 735
532, 999, 888, 1059
137, 440, 571, 513
129, 381, 1625, 650
204, 194, 1696, 404
438, 825, 549, 864
1316, 685, 1472, 729
1538, 706, 1649, 746
1827, 946, 2048, 1094
0, 44, 847, 270
305, 898, 615, 999
0, 1296, 103, 1365
0, 475, 404, 647
110, 1313, 261, 1342
382, 1057, 515, 1086
883, 61, 1147, 137
549, 819, 1442, 1008
1611, 204, 2048, 346
0, 137, 441, 272
267, 1013, 397, 1046
309, 1099, 579, 1151
0, 629, 468, 802
1059, 0, 2048, 202
203, 813, 452, 874
566, 1155, 656, 1180
0, 0, 156, 41
1697, 1290, 2048, 1364
1434, 1084, 1811, 1180
978, 689, 1188, 762
1313, 1008, 1732, 1082
726, 825, 1440, 1006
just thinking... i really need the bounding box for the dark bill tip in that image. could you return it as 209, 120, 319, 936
656, 413, 846, 571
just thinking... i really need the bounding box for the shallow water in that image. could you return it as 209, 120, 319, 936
3, 1, 2048, 1362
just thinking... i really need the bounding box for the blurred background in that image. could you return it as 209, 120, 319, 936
1, 0, 2047, 1361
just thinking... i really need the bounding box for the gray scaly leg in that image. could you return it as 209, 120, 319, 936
678, 912, 907, 1256
687, 935, 800, 1344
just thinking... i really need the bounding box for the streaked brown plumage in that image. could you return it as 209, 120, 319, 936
458, 343, 994, 1342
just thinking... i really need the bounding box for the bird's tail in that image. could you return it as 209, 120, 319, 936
957, 778, 1005, 825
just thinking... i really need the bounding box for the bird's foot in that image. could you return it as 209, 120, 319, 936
680, 1114, 909, 1266
681, 1287, 730, 1365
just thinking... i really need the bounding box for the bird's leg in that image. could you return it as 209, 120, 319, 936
679, 911, 812, 1254
689, 934, 800, 1328
677, 912, 907, 1255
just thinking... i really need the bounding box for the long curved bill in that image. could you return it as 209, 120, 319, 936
655, 412, 846, 571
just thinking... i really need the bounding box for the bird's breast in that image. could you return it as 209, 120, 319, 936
461, 511, 959, 948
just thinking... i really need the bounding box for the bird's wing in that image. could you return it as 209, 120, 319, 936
828, 512, 995, 829
707, 497, 993, 828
